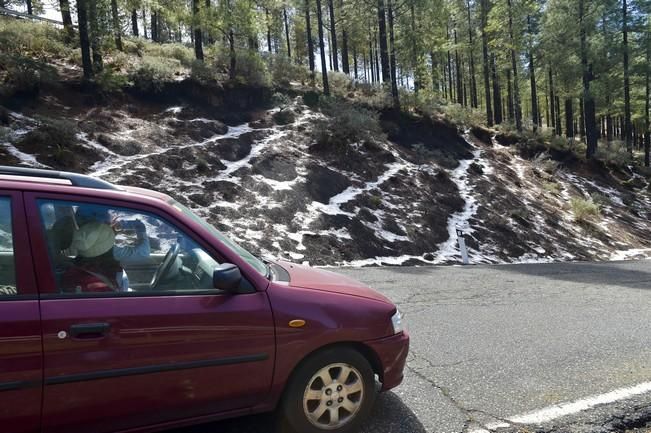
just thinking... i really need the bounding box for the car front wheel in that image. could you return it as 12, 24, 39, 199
281, 347, 376, 433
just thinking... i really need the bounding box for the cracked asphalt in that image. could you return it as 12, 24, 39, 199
170, 260, 651, 433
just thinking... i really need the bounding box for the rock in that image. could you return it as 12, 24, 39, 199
305, 164, 351, 204
471, 126, 493, 145
469, 162, 484, 175
495, 132, 520, 146
252, 153, 298, 181
358, 208, 378, 223
0, 106, 10, 126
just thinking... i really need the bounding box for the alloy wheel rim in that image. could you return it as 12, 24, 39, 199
302, 362, 365, 430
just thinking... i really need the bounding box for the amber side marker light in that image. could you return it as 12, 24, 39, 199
289, 320, 306, 328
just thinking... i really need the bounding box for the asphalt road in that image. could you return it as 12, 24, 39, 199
171, 260, 651, 433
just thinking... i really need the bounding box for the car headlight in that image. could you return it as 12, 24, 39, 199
391, 310, 404, 334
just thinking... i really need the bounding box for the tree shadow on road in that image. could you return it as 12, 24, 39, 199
166, 391, 427, 433
498, 260, 651, 291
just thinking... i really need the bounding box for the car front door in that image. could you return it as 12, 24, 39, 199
0, 191, 42, 433
26, 193, 275, 433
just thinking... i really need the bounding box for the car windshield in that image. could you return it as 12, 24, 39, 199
169, 200, 268, 277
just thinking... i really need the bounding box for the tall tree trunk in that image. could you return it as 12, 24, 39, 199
377, 0, 390, 82
623, 0, 632, 153
579, 0, 597, 157
466, 0, 478, 108
59, 0, 75, 41
328, 33, 333, 69
151, 11, 158, 42
481, 0, 493, 125
341, 30, 350, 74
430, 51, 437, 92
374, 33, 380, 82
142, 9, 148, 39
266, 9, 272, 52
555, 96, 562, 135
507, 68, 514, 120
26, 0, 32, 15
88, 0, 103, 72
111, 0, 123, 51
205, 0, 214, 45
491, 54, 502, 124
387, 0, 399, 110
545, 92, 550, 128
284, 7, 292, 59
76, 0, 93, 79
507, 0, 522, 131
352, 45, 357, 78
228, 30, 236, 79
369, 39, 375, 83
305, 0, 315, 84
131, 10, 139, 36
328, 0, 338, 71
527, 16, 538, 132
565, 98, 574, 139
192, 0, 204, 61
548, 67, 556, 133
454, 29, 463, 105
316, 0, 330, 95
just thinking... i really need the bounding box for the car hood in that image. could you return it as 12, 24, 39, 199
275, 261, 393, 304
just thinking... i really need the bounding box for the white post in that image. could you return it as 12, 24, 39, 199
456, 228, 469, 265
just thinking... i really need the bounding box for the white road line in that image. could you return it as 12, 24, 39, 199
469, 381, 651, 432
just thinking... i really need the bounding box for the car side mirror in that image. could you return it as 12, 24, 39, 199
213, 263, 242, 293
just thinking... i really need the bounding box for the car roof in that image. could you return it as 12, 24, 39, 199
0, 166, 174, 206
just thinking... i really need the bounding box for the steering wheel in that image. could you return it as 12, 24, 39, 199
150, 243, 180, 290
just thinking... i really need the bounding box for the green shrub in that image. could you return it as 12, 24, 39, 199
212, 47, 270, 86
542, 181, 561, 195
303, 91, 319, 108
272, 109, 296, 125
328, 71, 354, 96
532, 152, 558, 174
313, 97, 385, 150
570, 197, 601, 222
443, 103, 485, 129
21, 118, 78, 149
95, 67, 129, 94
369, 195, 383, 208
142, 42, 194, 67
123, 37, 146, 56
268, 54, 309, 86
107, 51, 131, 71
271, 92, 291, 108
351, 82, 391, 110
128, 56, 179, 92
233, 50, 270, 86
590, 192, 609, 207
0, 19, 71, 59
190, 59, 216, 83
595, 142, 632, 167
0, 53, 58, 98
196, 158, 209, 172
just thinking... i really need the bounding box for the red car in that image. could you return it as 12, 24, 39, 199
0, 166, 409, 433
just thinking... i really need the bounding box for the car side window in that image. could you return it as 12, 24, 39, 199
38, 199, 221, 295
0, 198, 16, 297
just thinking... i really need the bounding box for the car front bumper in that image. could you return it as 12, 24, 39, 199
366, 330, 410, 391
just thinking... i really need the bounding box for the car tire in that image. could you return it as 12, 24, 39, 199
280, 347, 376, 433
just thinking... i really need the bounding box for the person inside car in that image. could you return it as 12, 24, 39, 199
75, 207, 151, 263
61, 221, 129, 293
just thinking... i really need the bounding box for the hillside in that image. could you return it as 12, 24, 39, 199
2, 61, 651, 266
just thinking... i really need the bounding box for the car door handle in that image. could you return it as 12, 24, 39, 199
69, 322, 111, 339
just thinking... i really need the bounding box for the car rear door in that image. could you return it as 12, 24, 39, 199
0, 190, 42, 433
25, 192, 275, 433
